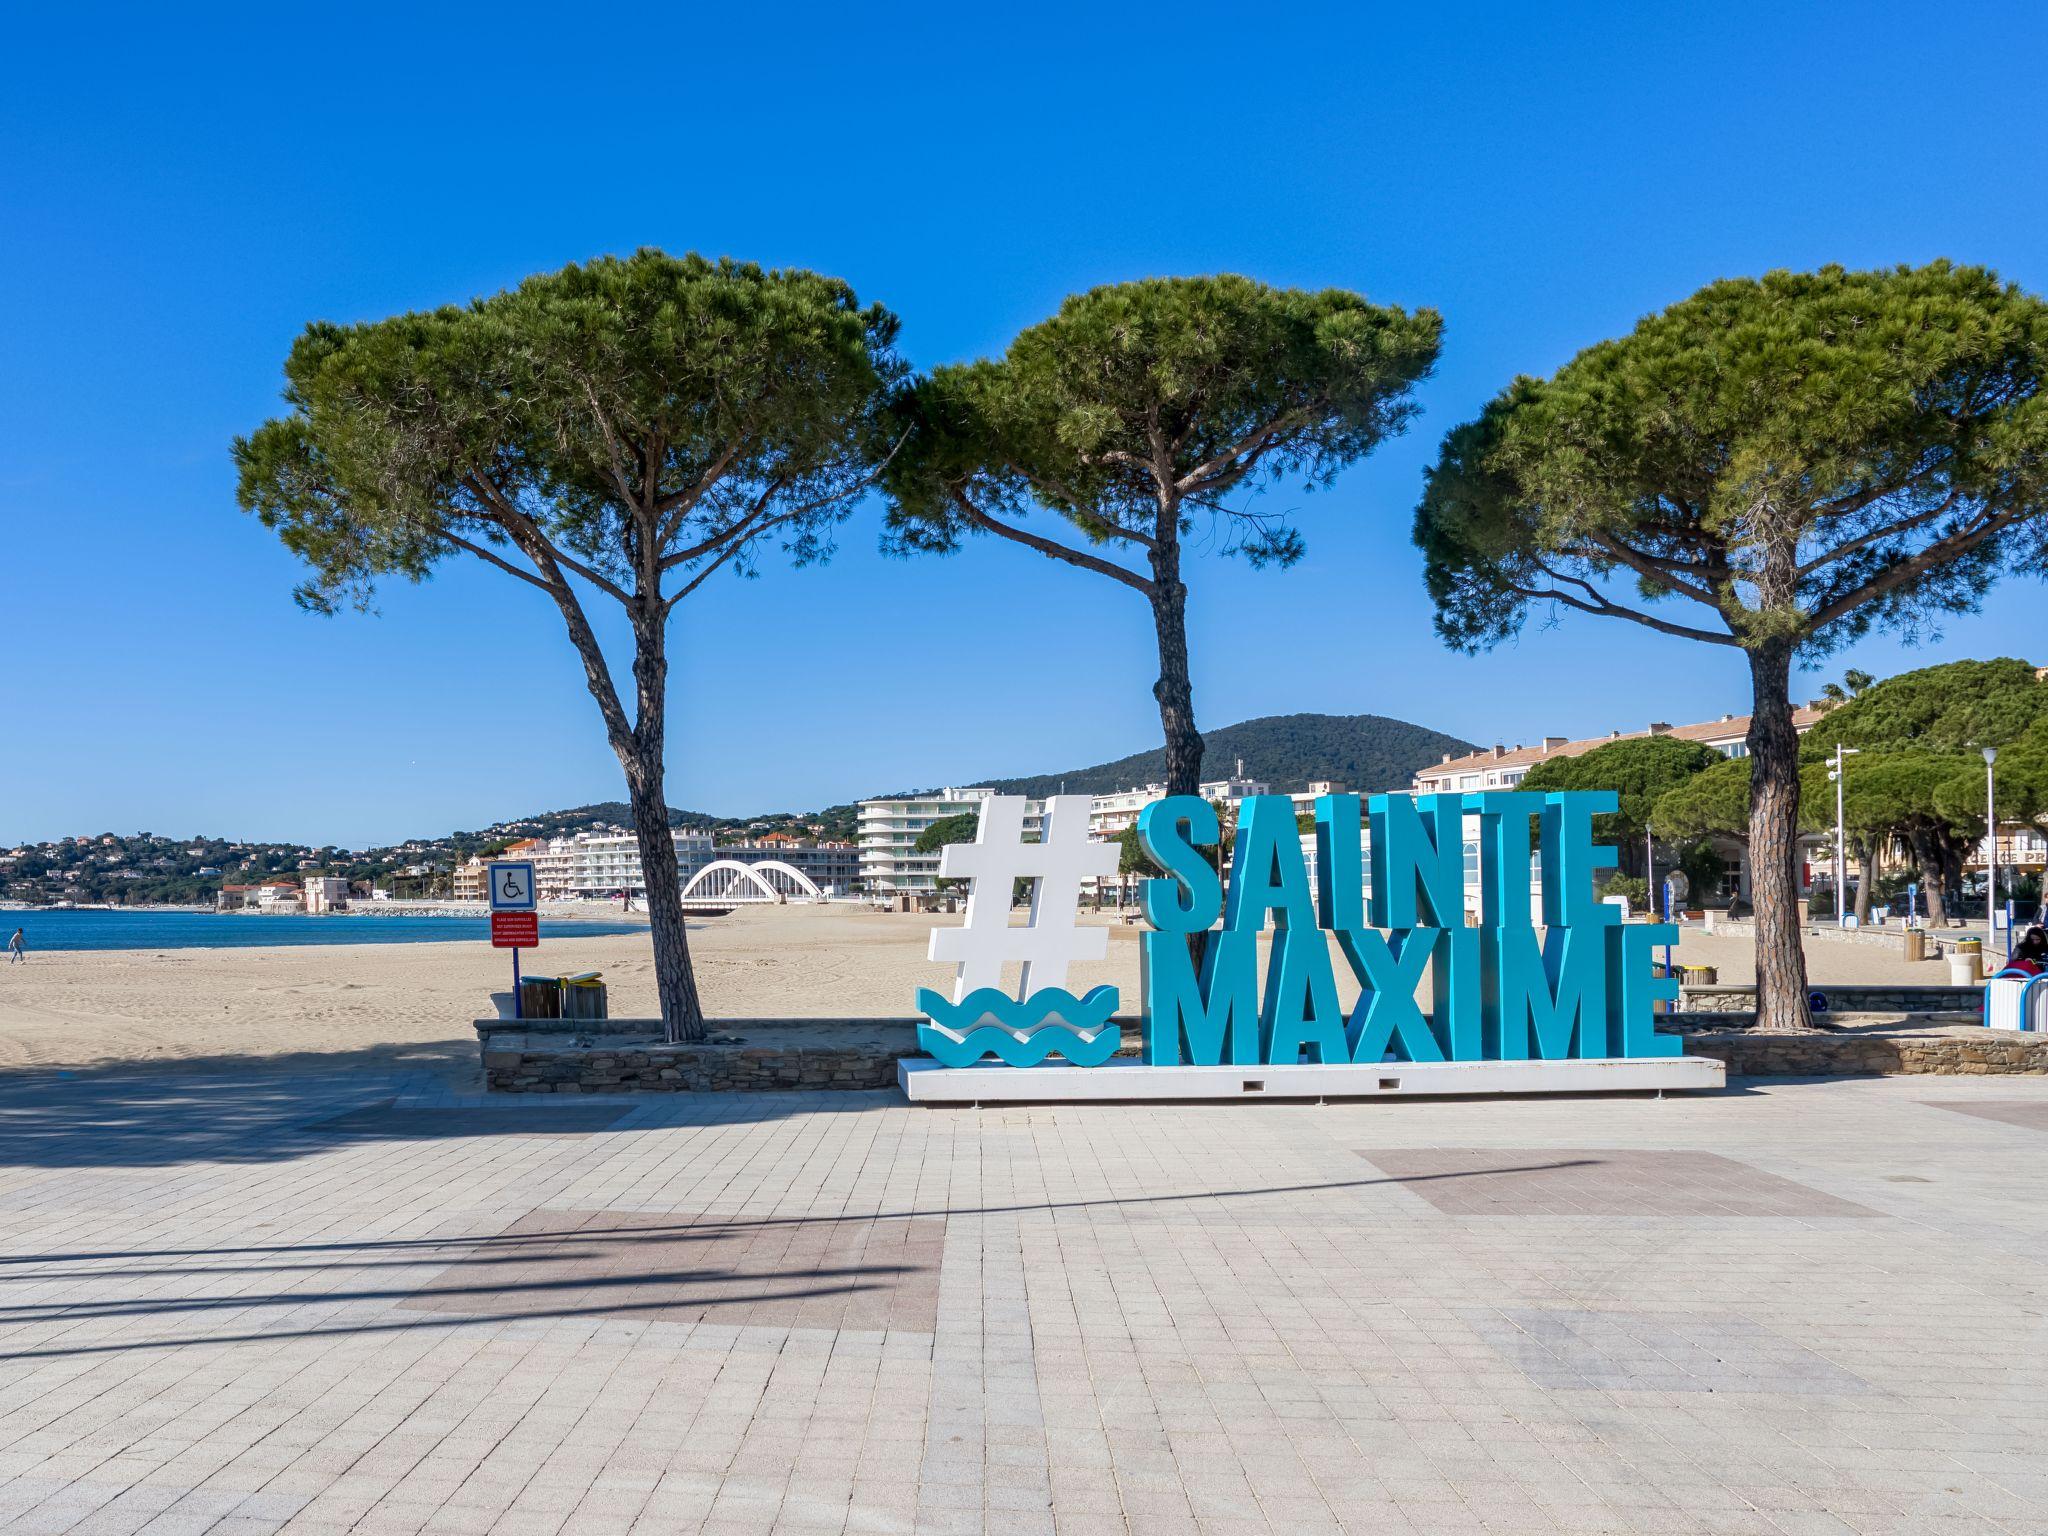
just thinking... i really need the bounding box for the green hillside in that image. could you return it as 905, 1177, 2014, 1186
981, 713, 1478, 799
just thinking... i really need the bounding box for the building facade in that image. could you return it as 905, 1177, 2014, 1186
857, 775, 1271, 902
1412, 704, 1846, 914
524, 829, 860, 901
1410, 705, 1839, 798
857, 790, 1044, 898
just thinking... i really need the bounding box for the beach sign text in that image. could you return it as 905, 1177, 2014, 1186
917, 791, 1679, 1068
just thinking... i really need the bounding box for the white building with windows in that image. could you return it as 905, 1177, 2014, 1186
857, 790, 1045, 898
528, 829, 862, 902
531, 829, 715, 901
858, 774, 1271, 903
1410, 704, 1838, 797
1411, 703, 1843, 913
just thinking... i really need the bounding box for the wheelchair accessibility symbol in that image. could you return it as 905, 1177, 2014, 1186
488, 862, 537, 911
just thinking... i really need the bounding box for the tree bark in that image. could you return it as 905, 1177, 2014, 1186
1910, 828, 1949, 925
1147, 551, 1204, 798
623, 610, 706, 1044
1853, 836, 1875, 926
1745, 640, 1812, 1031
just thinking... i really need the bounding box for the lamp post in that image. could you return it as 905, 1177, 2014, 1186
1984, 745, 1999, 955
1827, 743, 1859, 926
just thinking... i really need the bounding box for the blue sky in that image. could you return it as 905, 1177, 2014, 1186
5, 2, 2045, 848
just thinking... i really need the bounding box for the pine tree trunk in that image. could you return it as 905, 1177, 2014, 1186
1912, 829, 1949, 925
626, 768, 703, 1043
1854, 838, 1875, 926
1745, 640, 1811, 1031
624, 611, 705, 1045
1148, 564, 1204, 798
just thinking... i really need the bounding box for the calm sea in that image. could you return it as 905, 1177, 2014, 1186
0, 910, 645, 952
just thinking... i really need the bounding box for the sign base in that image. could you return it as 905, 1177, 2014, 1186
897, 1054, 1723, 1104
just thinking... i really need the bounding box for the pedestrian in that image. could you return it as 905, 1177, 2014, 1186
7, 927, 22, 965
1999, 925, 2048, 978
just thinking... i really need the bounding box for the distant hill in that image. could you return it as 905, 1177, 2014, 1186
980, 713, 1478, 799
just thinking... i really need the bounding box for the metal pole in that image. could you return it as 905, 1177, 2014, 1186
512, 944, 522, 1020
1986, 750, 1998, 955
1834, 743, 1847, 926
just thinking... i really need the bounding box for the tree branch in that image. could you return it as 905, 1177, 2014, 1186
461, 474, 634, 606
953, 491, 1154, 596
1795, 490, 1962, 577
1173, 412, 1307, 495
1516, 561, 1740, 646
1587, 533, 1724, 608
655, 441, 743, 540
1806, 503, 2028, 631
437, 527, 556, 594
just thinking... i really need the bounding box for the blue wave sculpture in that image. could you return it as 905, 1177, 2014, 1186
915, 985, 1122, 1067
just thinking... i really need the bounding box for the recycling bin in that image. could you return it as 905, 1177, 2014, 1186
561, 972, 608, 1021
518, 976, 562, 1019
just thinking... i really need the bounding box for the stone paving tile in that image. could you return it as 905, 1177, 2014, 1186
398, 1208, 945, 1331
0, 1073, 2044, 1535
1355, 1147, 1879, 1218
1922, 1098, 2048, 1132
1461, 1308, 1874, 1394
304, 1103, 634, 1139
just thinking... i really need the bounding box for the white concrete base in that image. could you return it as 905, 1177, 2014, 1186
897, 1054, 1724, 1103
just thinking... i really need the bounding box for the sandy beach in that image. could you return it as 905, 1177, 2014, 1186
0, 904, 1971, 1079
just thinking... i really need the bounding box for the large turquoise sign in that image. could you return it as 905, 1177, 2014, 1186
914, 790, 1679, 1068
1138, 790, 1678, 1066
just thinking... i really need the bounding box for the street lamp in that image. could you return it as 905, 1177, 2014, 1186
1984, 745, 2000, 955
1827, 743, 1860, 926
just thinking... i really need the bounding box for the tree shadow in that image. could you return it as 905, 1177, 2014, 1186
0, 1039, 890, 1171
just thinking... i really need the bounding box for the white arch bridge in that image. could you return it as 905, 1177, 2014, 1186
678, 859, 824, 906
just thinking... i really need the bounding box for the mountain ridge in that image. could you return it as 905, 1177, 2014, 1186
976, 712, 1479, 800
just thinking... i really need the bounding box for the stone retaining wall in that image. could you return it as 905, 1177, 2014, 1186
476, 1018, 929, 1092
1683, 1027, 2048, 1077
1680, 983, 1985, 1015
478, 1016, 2043, 1092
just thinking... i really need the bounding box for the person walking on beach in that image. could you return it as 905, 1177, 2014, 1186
7, 928, 23, 964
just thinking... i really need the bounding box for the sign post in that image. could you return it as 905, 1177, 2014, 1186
488, 862, 538, 1017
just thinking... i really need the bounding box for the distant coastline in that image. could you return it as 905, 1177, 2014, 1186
0, 899, 646, 923
0, 907, 649, 952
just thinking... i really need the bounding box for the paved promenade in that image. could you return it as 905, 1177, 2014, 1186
1, 1063, 2043, 1535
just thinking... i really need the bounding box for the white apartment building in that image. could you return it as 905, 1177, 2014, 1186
302, 876, 350, 914
531, 829, 716, 901
1085, 770, 1270, 839
525, 829, 860, 901
1411, 703, 1845, 913
1410, 704, 1838, 797
858, 790, 1045, 897
858, 774, 1271, 901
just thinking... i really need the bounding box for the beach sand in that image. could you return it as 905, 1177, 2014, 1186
0, 905, 1967, 1078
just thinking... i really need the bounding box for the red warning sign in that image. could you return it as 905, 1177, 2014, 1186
490, 911, 539, 949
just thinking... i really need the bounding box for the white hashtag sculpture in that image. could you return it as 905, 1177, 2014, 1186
929, 795, 1119, 1003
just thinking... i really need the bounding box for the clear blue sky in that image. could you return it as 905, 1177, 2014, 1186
5, 2, 2045, 848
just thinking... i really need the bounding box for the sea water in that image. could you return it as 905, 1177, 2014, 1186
0, 909, 645, 952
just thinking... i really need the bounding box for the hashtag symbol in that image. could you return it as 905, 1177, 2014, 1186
929, 795, 1121, 1003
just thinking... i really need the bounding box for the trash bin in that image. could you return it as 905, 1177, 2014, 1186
518, 976, 562, 1019
1949, 952, 1982, 986
1903, 930, 1927, 963
560, 972, 608, 1021
1682, 965, 1718, 987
